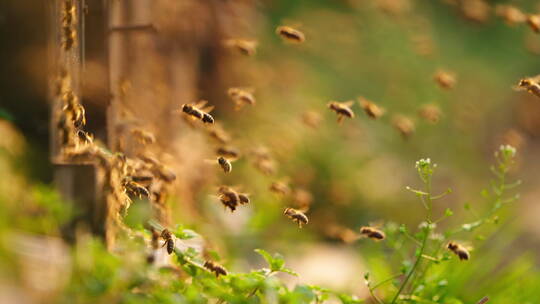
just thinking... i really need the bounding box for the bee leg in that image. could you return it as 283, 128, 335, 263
337, 115, 344, 124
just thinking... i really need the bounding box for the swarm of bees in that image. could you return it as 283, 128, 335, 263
223, 39, 258, 56
360, 226, 386, 241
203, 260, 228, 277
276, 25, 305, 43
516, 75, 540, 98
328, 101, 355, 123
179, 100, 215, 124
283, 208, 309, 228
358, 97, 385, 119
447, 241, 470, 261
227, 87, 256, 110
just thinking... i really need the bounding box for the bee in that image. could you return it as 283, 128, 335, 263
131, 128, 156, 145
360, 226, 386, 241
218, 186, 240, 212
476, 296, 489, 304
223, 39, 258, 56
276, 26, 306, 43
217, 156, 232, 173
238, 193, 250, 205
527, 14, 540, 33
434, 70, 456, 89
72, 103, 86, 128
326, 224, 361, 244
76, 129, 94, 145
180, 100, 215, 124
161, 229, 174, 255
447, 241, 470, 261
328, 101, 355, 123
301, 110, 322, 129
62, 0, 77, 26
358, 97, 385, 119
216, 146, 240, 160
123, 179, 150, 199
460, 0, 490, 24
495, 5, 526, 25
284, 207, 309, 228
392, 115, 415, 138
227, 87, 256, 110
203, 260, 228, 277
515, 75, 540, 98
418, 104, 441, 124
269, 181, 290, 196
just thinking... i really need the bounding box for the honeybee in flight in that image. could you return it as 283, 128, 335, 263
179, 100, 215, 124
527, 14, 540, 33
217, 156, 232, 173
515, 75, 540, 98
227, 87, 256, 110
418, 104, 441, 124
447, 241, 470, 261
495, 5, 526, 25
276, 26, 305, 43
301, 110, 322, 129
216, 146, 240, 160
360, 226, 386, 241
203, 260, 228, 277
161, 229, 174, 255
123, 178, 150, 199
434, 70, 456, 89
223, 39, 257, 56
217, 186, 240, 212
284, 208, 308, 228
328, 101, 355, 123
392, 115, 415, 139
269, 181, 290, 196
358, 97, 385, 119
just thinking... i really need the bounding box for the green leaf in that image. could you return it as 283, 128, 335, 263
254, 249, 285, 272
444, 208, 454, 217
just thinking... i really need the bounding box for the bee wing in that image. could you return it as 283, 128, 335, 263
194, 100, 208, 108
531, 74, 540, 82
202, 105, 215, 113
343, 100, 355, 107
369, 220, 385, 229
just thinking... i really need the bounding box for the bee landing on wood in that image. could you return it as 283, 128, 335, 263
358, 97, 385, 119
203, 260, 228, 277
178, 100, 215, 124
276, 26, 306, 43
161, 229, 174, 255
284, 208, 308, 228
447, 241, 470, 261
328, 101, 355, 124
359, 226, 386, 241
515, 76, 540, 98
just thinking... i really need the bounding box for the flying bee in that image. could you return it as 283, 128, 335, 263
301, 110, 322, 129
434, 70, 456, 89
418, 104, 441, 124
161, 229, 174, 255
269, 181, 290, 196
527, 14, 540, 33
447, 241, 470, 261
216, 146, 240, 160
283, 208, 308, 228
203, 260, 228, 277
227, 87, 256, 110
460, 0, 490, 23
358, 97, 385, 119
292, 188, 313, 211
495, 5, 526, 25
238, 193, 250, 205
217, 156, 232, 173
276, 26, 305, 43
131, 128, 156, 145
515, 75, 540, 98
179, 100, 215, 124
392, 115, 415, 139
359, 226, 386, 241
328, 101, 355, 123
218, 186, 240, 212
223, 39, 257, 56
